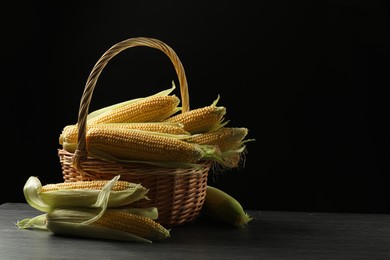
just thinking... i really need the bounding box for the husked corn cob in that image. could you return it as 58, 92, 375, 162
45, 208, 170, 242
86, 127, 205, 163
59, 122, 189, 148
41, 179, 139, 192
164, 97, 227, 134
114, 122, 189, 135
188, 127, 248, 152
59, 124, 77, 145
87, 95, 181, 124
93, 209, 170, 240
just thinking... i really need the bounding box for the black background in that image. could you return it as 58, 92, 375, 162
2, 1, 389, 213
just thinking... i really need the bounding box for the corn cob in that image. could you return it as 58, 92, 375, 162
94, 209, 169, 240
87, 95, 181, 124
41, 179, 138, 192
164, 96, 227, 134
22, 175, 148, 212
188, 127, 248, 152
202, 185, 252, 228
85, 127, 207, 164
86, 84, 177, 120
45, 208, 170, 242
59, 122, 189, 150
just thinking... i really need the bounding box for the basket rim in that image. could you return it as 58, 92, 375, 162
58, 148, 213, 177
72, 37, 190, 172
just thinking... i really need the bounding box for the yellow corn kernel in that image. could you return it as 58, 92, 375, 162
59, 122, 189, 146
41, 179, 139, 192
86, 127, 205, 163
188, 127, 248, 152
164, 104, 226, 134
88, 95, 181, 124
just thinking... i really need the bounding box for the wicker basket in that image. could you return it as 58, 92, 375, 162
58, 37, 212, 227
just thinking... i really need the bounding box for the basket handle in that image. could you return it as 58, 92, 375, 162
72, 37, 190, 170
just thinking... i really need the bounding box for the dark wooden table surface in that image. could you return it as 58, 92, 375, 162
1, 203, 389, 260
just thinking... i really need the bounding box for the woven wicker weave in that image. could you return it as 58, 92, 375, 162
58, 37, 211, 227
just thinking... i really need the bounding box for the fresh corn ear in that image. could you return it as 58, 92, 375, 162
87, 89, 180, 124
41, 178, 139, 192
22, 175, 148, 212
164, 96, 228, 134
59, 122, 190, 149
45, 208, 170, 242
202, 185, 252, 228
86, 83, 177, 121
85, 128, 222, 167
